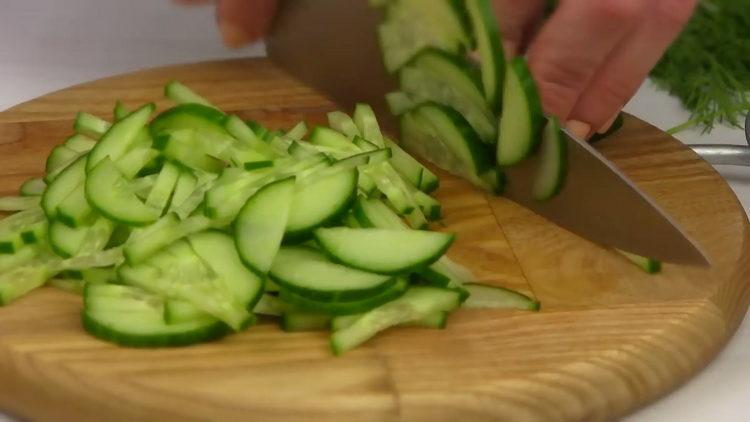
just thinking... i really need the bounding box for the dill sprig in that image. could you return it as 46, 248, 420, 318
650, 0, 750, 134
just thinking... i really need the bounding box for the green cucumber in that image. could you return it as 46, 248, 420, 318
496, 57, 544, 166
331, 310, 448, 331
0, 266, 50, 306
384, 137, 439, 193
327, 111, 361, 138
353, 104, 385, 147
462, 283, 540, 311
616, 249, 662, 274
87, 103, 155, 172
45, 146, 81, 181
20, 178, 46, 197
169, 171, 198, 212
164, 81, 217, 109
156, 130, 225, 173
314, 227, 454, 274
466, 0, 505, 112
0, 196, 40, 212
285, 121, 308, 141
86, 158, 160, 226
64, 134, 97, 153
57, 184, 94, 227
278, 277, 409, 316
74, 112, 111, 139
281, 312, 331, 332
124, 214, 211, 264
42, 155, 87, 220
532, 117, 567, 201
150, 103, 234, 161
145, 161, 181, 214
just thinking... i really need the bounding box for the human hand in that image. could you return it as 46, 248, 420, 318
174, 0, 278, 48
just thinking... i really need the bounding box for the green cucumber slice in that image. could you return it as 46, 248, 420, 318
314, 227, 454, 274
0, 265, 50, 306
87, 103, 155, 172
64, 134, 97, 153
145, 161, 181, 214
0, 196, 40, 212
496, 57, 544, 166
532, 117, 567, 201
150, 103, 233, 161
384, 137, 439, 193
164, 80, 218, 109
353, 104, 385, 147
86, 157, 161, 226
385, 91, 416, 116
224, 115, 276, 157
74, 112, 111, 139
124, 214, 211, 264
57, 184, 94, 227
278, 277, 409, 316
616, 249, 662, 274
462, 283, 540, 310
466, 0, 506, 112
169, 171, 198, 212
45, 146, 81, 182
235, 177, 295, 275
42, 155, 87, 219
270, 246, 396, 301
281, 312, 331, 332
327, 111, 361, 138
285, 121, 308, 141
20, 178, 46, 197
331, 310, 448, 331
156, 130, 225, 173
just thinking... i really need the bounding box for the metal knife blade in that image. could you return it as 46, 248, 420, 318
266, 0, 710, 266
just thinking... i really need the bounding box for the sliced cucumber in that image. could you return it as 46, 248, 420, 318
384, 137, 439, 193
281, 312, 331, 332
164, 80, 217, 109
353, 104, 385, 147
496, 57, 544, 166
278, 277, 409, 316
285, 121, 308, 141
400, 102, 491, 185
353, 197, 408, 229
224, 115, 275, 157
20, 178, 46, 197
235, 177, 295, 275
0, 196, 40, 212
309, 126, 360, 155
57, 184, 94, 227
87, 103, 155, 172
20, 220, 48, 245
42, 155, 87, 219
385, 91, 416, 116
327, 111, 360, 138
86, 157, 160, 226
0, 266, 50, 306
64, 134, 97, 153
466, 0, 505, 112
330, 286, 461, 355
83, 284, 228, 348
270, 246, 396, 301
616, 249, 662, 274
331, 310, 447, 331
532, 117, 567, 201
116, 147, 160, 180
314, 227, 453, 274
462, 283, 540, 310
400, 49, 495, 143
124, 214, 211, 264
163, 299, 213, 325
413, 190, 442, 220
150, 103, 233, 161
45, 146, 81, 181
0, 246, 38, 274
253, 293, 287, 316
377, 0, 471, 72
145, 161, 181, 214
74, 112, 111, 139
113, 101, 129, 121
285, 168, 357, 242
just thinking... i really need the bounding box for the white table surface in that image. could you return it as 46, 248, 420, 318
1, 1, 749, 420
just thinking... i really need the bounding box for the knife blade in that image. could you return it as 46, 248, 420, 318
266, 0, 710, 266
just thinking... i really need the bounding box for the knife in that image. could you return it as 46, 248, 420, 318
266, 0, 710, 266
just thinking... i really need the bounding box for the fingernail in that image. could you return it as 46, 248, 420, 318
597, 113, 619, 134
566, 120, 591, 140
219, 22, 251, 48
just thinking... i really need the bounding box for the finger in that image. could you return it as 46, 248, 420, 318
492, 0, 545, 58
217, 0, 278, 48
526, 0, 649, 121
569, 0, 698, 134
173, 0, 212, 5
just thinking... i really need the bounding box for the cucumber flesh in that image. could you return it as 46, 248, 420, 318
145, 162, 181, 214
327, 111, 361, 138
384, 137, 439, 193
164, 81, 217, 109
64, 134, 97, 153
532, 117, 567, 201
87, 103, 155, 172
86, 158, 161, 226
57, 184, 94, 227
330, 286, 461, 355
42, 155, 87, 220
616, 249, 662, 274
462, 283, 540, 311
124, 214, 211, 265
0, 196, 40, 212
74, 112, 111, 140
496, 57, 544, 166
0, 266, 50, 306
314, 227, 454, 274
331, 310, 447, 331
466, 0, 506, 112
278, 277, 409, 316
20, 178, 46, 197
281, 312, 331, 332
353, 104, 385, 147
235, 177, 296, 275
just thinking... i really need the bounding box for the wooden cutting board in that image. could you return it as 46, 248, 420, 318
1, 58, 749, 422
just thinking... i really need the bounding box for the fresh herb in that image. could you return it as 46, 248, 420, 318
650, 0, 750, 134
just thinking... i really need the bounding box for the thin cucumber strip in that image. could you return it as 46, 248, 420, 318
45, 145, 80, 181
224, 115, 276, 157
314, 227, 454, 274
164, 80, 218, 109
0, 196, 40, 212
330, 286, 461, 355
42, 155, 87, 219
0, 231, 24, 255
81, 267, 117, 284
48, 278, 86, 295
169, 171, 198, 212
616, 249, 662, 274
496, 57, 544, 166
269, 246, 396, 301
157, 130, 226, 173
285, 121, 308, 141
74, 112, 111, 139
87, 104, 154, 172
331, 310, 447, 331
150, 104, 234, 161
353, 197, 408, 230
362, 162, 413, 215
281, 312, 331, 332
57, 184, 94, 228
0, 265, 51, 306
20, 178, 46, 197
296, 149, 391, 189
385, 91, 416, 116
85, 157, 161, 226
0, 245, 38, 273
235, 177, 295, 275
353, 104, 385, 147
532, 117, 567, 201
413, 190, 442, 220
466, 0, 506, 112
164, 299, 213, 325
64, 134, 97, 153
278, 277, 409, 316
309, 126, 361, 155
145, 161, 181, 214
116, 147, 160, 180
462, 283, 540, 311
384, 137, 440, 193
124, 214, 211, 264
0, 208, 46, 236
253, 293, 287, 316
327, 111, 361, 138
113, 101, 129, 121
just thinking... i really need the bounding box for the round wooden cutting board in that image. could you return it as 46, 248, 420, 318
1, 59, 749, 421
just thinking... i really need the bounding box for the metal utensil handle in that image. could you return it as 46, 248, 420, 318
690, 144, 750, 166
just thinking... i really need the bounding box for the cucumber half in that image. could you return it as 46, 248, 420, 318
532, 117, 567, 201
466, 0, 505, 112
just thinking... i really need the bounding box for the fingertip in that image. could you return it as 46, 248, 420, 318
219, 21, 253, 48
566, 119, 592, 140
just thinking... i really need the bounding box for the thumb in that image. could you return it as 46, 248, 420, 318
217, 0, 278, 48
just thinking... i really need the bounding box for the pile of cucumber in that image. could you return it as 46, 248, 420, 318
373, 0, 658, 273
0, 81, 540, 354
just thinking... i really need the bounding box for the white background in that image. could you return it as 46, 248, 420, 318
1, 1, 749, 420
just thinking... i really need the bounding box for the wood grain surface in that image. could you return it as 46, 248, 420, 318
0, 58, 748, 422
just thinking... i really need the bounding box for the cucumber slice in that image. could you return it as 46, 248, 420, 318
281, 312, 331, 332
49, 218, 114, 258
235, 177, 295, 275
0, 266, 50, 306
330, 286, 461, 355
64, 134, 97, 153
616, 249, 662, 274
113, 101, 129, 121
20, 220, 48, 245
116, 147, 160, 180
0, 209, 46, 251
400, 102, 491, 185
327, 111, 361, 138
384, 137, 438, 193
309, 126, 361, 155
377, 0, 471, 72
278, 277, 409, 316
169, 171, 198, 212
462, 283, 540, 311
353, 104, 385, 147
0, 196, 40, 212
285, 121, 308, 141
285, 168, 357, 242
331, 310, 447, 331
83, 284, 228, 348
145, 161, 181, 214
466, 0, 505, 112
532, 117, 567, 201
124, 214, 211, 264
270, 246, 396, 301
399, 49, 495, 143
353, 197, 408, 229
87, 103, 155, 172
224, 115, 276, 157
45, 146, 81, 181
0, 246, 38, 274
57, 184, 94, 227
42, 155, 87, 219
164, 299, 213, 325
253, 293, 287, 316
385, 91, 416, 116
74, 112, 111, 139
164, 80, 217, 109
81, 267, 117, 284
156, 130, 226, 173
413, 190, 442, 220
0, 231, 24, 254
150, 104, 234, 161
496, 57, 544, 166
314, 227, 454, 274
86, 157, 161, 226
20, 178, 46, 197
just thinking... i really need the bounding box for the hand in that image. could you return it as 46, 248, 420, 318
497, 0, 697, 138
174, 0, 278, 48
